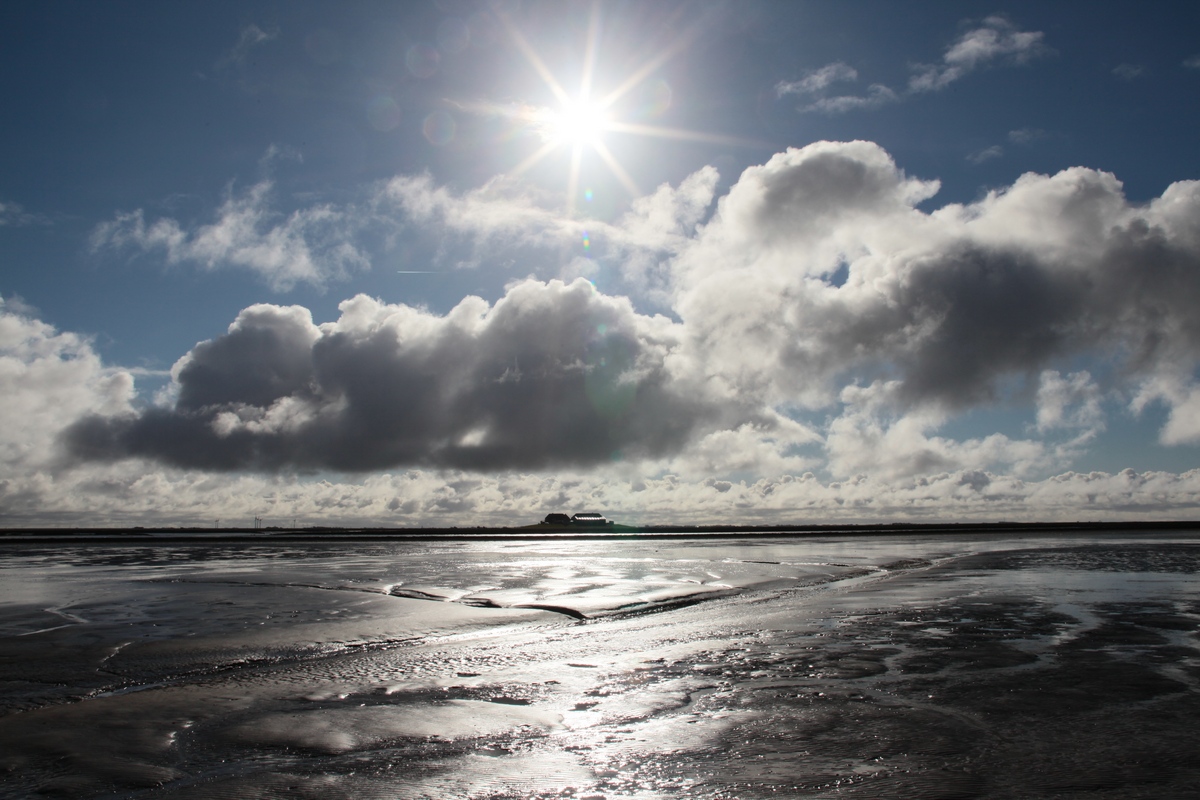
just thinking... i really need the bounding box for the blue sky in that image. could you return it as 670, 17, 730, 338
3, 1, 1200, 526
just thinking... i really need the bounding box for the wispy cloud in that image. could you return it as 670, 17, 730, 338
967, 145, 1004, 164
775, 62, 898, 115
1112, 63, 1148, 81
775, 62, 858, 96
218, 23, 278, 69
778, 16, 1048, 115
379, 167, 719, 296
807, 84, 900, 115
0, 200, 52, 227
909, 16, 1049, 92
381, 173, 582, 247
1036, 370, 1104, 436
90, 181, 370, 290
1008, 127, 1049, 144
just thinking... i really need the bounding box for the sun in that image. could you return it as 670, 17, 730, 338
489, 3, 760, 212
541, 99, 610, 147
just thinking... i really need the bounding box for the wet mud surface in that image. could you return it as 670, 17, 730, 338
1, 534, 1198, 798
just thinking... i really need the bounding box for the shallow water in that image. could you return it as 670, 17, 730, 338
1, 532, 1198, 798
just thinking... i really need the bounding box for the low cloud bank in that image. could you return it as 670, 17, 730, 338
4, 461, 1200, 528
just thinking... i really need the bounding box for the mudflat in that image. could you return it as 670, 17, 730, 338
1, 532, 1197, 798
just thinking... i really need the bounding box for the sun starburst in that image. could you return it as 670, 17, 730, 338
491, 3, 762, 213
540, 99, 610, 147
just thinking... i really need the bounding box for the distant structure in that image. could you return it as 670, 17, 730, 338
571, 512, 611, 526
540, 511, 613, 527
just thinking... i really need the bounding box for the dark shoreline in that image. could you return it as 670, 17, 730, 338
1, 519, 1198, 543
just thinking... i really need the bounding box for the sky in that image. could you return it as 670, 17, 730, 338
3, 0, 1200, 528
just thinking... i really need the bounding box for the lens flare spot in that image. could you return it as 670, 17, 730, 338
406, 43, 440, 79
640, 78, 672, 117
304, 29, 342, 65
423, 110, 456, 145
367, 96, 401, 131
584, 336, 637, 419
436, 18, 470, 54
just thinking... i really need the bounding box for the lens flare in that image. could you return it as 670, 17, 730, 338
584, 333, 637, 420
436, 18, 470, 54
367, 96, 400, 131
406, 43, 440, 79
423, 110, 456, 145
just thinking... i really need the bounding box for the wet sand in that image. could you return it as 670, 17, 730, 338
1, 533, 1198, 798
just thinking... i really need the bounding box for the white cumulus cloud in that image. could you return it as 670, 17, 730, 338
0, 296, 134, 472
22, 139, 1200, 524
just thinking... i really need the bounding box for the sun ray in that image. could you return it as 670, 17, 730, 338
496, 12, 571, 106
606, 121, 771, 149
494, 6, 763, 206
592, 140, 641, 198
507, 140, 560, 179
578, 1, 603, 103
596, 18, 706, 111
566, 144, 584, 213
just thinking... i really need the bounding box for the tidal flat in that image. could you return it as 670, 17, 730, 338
1, 532, 1198, 798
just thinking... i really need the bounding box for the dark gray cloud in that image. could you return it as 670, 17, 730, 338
856, 245, 1094, 409
65, 280, 723, 472
175, 304, 319, 411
